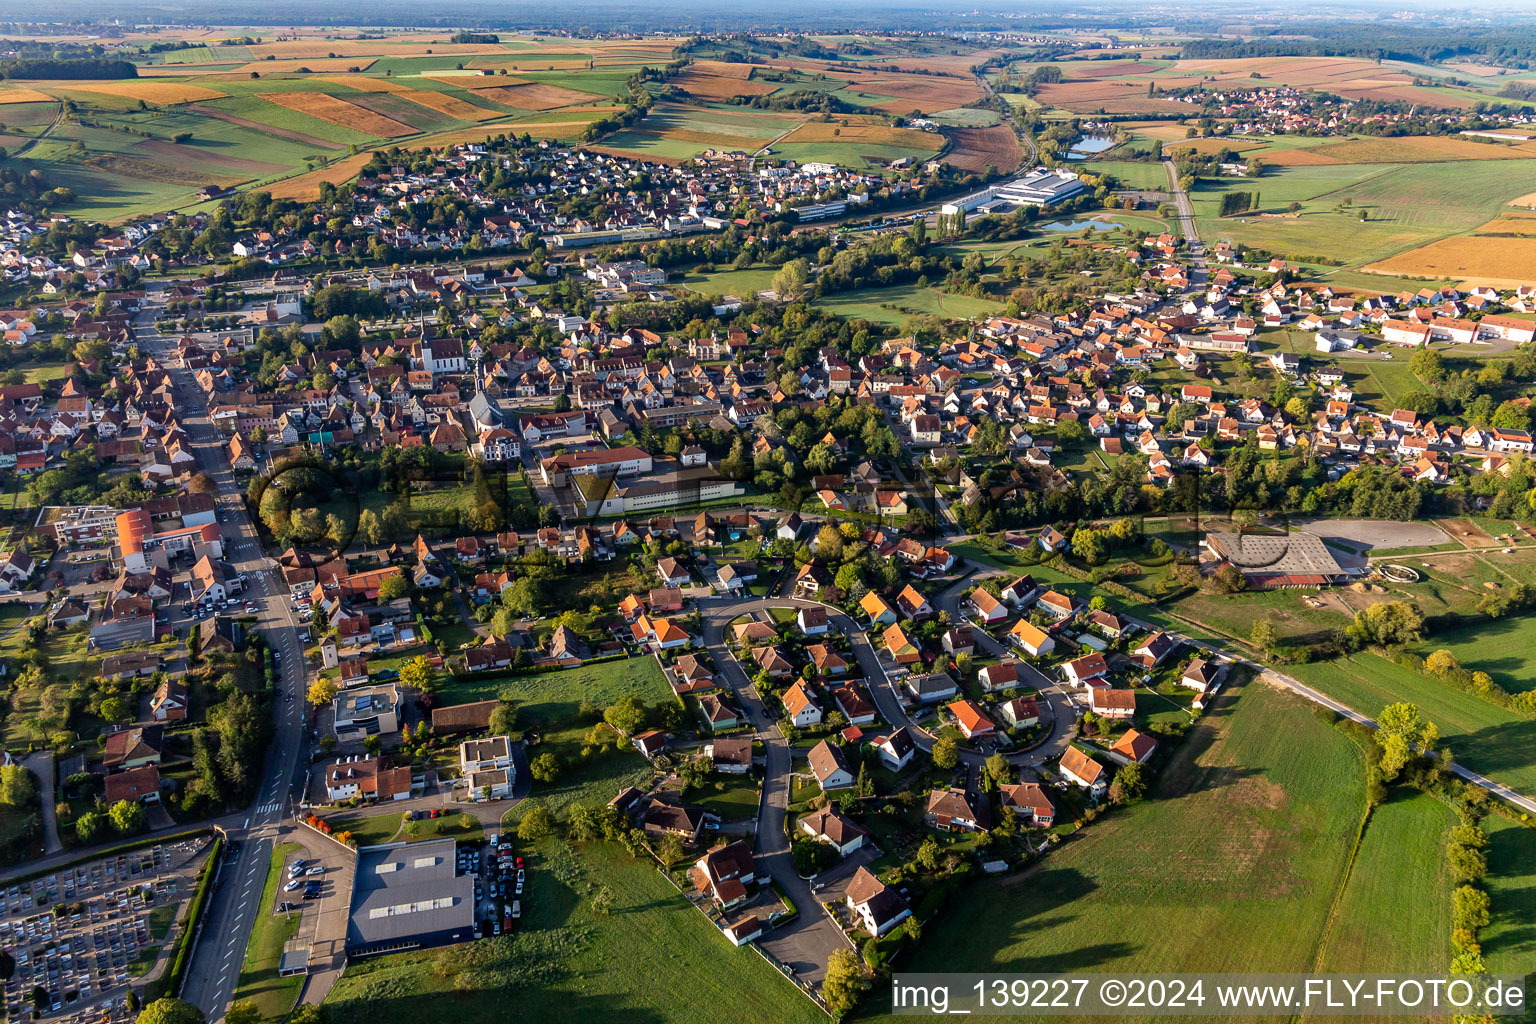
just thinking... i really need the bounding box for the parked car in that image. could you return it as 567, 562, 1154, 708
305, 866, 324, 877
284, 879, 303, 892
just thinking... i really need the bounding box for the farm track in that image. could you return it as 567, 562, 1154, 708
7, 101, 65, 159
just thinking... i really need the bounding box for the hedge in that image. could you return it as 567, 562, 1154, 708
152, 834, 223, 1002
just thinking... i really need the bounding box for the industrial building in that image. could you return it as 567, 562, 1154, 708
940, 168, 1089, 216
346, 839, 477, 958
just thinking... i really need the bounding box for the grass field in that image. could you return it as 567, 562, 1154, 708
811, 283, 1003, 327
1193, 159, 1536, 268
1311, 790, 1454, 974
1286, 654, 1536, 797
1481, 815, 1536, 982
445, 658, 672, 822
233, 842, 303, 1021
875, 681, 1395, 1015
325, 840, 822, 1024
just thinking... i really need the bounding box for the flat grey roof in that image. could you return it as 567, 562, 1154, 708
348, 838, 474, 948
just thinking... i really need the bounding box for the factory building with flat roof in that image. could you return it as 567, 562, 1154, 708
940, 169, 1089, 216
347, 838, 476, 958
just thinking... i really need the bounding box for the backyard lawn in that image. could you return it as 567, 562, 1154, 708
324, 840, 823, 1024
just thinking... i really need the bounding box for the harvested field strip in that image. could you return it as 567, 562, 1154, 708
465, 59, 602, 72
247, 41, 507, 59
1035, 81, 1193, 115
312, 75, 414, 94
466, 83, 604, 110
687, 60, 758, 79
850, 74, 984, 108
387, 89, 506, 122
941, 124, 1021, 173
653, 128, 773, 148
262, 92, 416, 138
1165, 137, 1271, 155
82, 154, 245, 188
1365, 236, 1536, 287
266, 153, 375, 200
673, 73, 778, 100
1060, 60, 1160, 78
779, 121, 943, 149
232, 58, 379, 74
341, 94, 431, 132
0, 88, 56, 104
184, 103, 347, 150
585, 145, 682, 166
1303, 135, 1536, 163
1260, 148, 1348, 166
48, 81, 229, 104
134, 139, 288, 174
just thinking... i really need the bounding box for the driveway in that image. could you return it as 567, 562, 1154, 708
22, 751, 61, 854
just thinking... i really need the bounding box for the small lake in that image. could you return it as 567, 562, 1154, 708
1037, 218, 1118, 232
1066, 134, 1117, 160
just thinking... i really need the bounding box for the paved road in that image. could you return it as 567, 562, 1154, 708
23, 751, 62, 854
133, 319, 315, 1021
1162, 156, 1208, 290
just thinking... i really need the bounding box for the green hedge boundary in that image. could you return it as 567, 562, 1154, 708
151, 832, 224, 1002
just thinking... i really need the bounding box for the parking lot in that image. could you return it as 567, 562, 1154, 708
0, 837, 215, 1024
468, 832, 525, 939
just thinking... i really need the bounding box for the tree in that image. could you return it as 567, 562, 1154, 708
814, 524, 844, 562
1071, 527, 1107, 566
307, 678, 340, 707
822, 948, 870, 1016
75, 811, 104, 845
488, 699, 518, 736
378, 574, 409, 601
530, 753, 560, 783
517, 802, 555, 842
0, 765, 35, 807
223, 1002, 261, 1024
188, 473, 217, 495
932, 735, 958, 771
984, 752, 1011, 787
1349, 601, 1424, 647
1377, 702, 1438, 780
399, 656, 441, 694
1250, 620, 1279, 656
657, 832, 684, 866
135, 998, 205, 1024
1109, 762, 1148, 803
99, 696, 130, 723
603, 694, 648, 736
772, 258, 810, 300
590, 884, 614, 916
109, 799, 145, 836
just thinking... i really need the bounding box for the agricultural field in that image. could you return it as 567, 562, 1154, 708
1481, 816, 1536, 981
1192, 158, 1536, 268
324, 840, 821, 1024
1310, 790, 1454, 974
1286, 654, 1536, 797
881, 682, 1411, 1006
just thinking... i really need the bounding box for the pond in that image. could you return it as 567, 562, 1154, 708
1066, 134, 1117, 159
1037, 218, 1119, 232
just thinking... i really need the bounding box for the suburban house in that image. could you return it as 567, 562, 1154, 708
904, 672, 959, 705
332, 683, 402, 742
998, 695, 1040, 729
706, 736, 753, 774
324, 755, 412, 802
103, 725, 163, 770
895, 584, 933, 620
1090, 688, 1137, 720
1182, 658, 1225, 692
807, 739, 855, 790
691, 840, 756, 910
1008, 619, 1055, 657
1059, 746, 1107, 796
459, 735, 515, 801
882, 623, 921, 664
875, 727, 916, 771
859, 592, 898, 626
104, 765, 161, 806
999, 782, 1055, 825
149, 680, 188, 722
796, 607, 830, 635
798, 806, 868, 855
1108, 728, 1159, 765
782, 681, 824, 728
1036, 589, 1076, 619
966, 587, 1008, 625
947, 699, 996, 741
1063, 653, 1109, 687
924, 788, 986, 832
845, 866, 912, 937
1133, 631, 1180, 668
